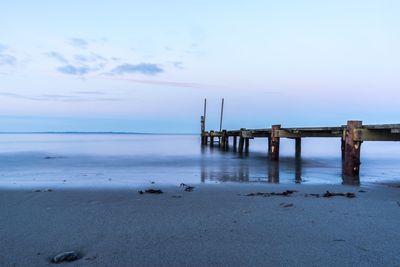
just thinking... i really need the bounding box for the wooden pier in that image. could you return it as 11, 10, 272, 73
201, 116, 400, 185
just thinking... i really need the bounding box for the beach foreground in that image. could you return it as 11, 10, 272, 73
1, 183, 399, 266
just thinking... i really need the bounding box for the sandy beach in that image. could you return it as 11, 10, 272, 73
1, 183, 399, 266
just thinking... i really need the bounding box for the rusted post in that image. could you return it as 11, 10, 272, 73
343, 120, 362, 185
233, 136, 238, 151
295, 137, 301, 158
269, 125, 281, 161
210, 131, 214, 147
238, 128, 245, 153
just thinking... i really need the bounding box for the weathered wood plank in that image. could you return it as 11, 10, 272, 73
241, 130, 254, 139
353, 129, 400, 141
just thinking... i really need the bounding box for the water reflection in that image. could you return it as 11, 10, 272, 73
295, 158, 302, 183
200, 144, 310, 184
268, 161, 279, 183
199, 142, 349, 184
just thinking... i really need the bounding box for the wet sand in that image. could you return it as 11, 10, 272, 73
1, 183, 400, 266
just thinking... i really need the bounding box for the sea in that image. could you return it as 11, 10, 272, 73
0, 133, 399, 188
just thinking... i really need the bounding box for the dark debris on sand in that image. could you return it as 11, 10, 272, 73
138, 189, 163, 194
180, 183, 195, 192
50, 251, 80, 263
323, 191, 355, 198
245, 190, 297, 197
280, 203, 294, 208
305, 191, 355, 198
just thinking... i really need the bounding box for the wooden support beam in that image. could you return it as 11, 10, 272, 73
353, 128, 400, 141
277, 129, 342, 138
295, 137, 301, 158
269, 125, 281, 161
233, 136, 237, 151
201, 116, 206, 145
267, 137, 271, 155
244, 138, 249, 153
341, 129, 346, 161
210, 130, 215, 147
343, 120, 362, 185
238, 128, 245, 153
220, 130, 227, 149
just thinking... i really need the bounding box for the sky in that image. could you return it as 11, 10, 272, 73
0, 0, 399, 133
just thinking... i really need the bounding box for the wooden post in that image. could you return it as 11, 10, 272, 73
219, 98, 224, 132
343, 120, 362, 185
233, 136, 238, 151
341, 129, 346, 161
295, 137, 301, 158
267, 137, 271, 155
210, 131, 214, 147
269, 125, 281, 161
203, 98, 207, 125
220, 130, 227, 149
238, 128, 245, 153
244, 138, 250, 153
204, 133, 208, 145
201, 116, 205, 145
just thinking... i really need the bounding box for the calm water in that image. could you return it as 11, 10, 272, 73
0, 134, 399, 188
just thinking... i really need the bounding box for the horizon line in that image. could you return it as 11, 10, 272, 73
0, 131, 198, 135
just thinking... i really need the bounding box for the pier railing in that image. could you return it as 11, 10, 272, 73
200, 118, 400, 185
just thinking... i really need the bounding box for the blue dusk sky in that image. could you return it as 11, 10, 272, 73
0, 1, 399, 133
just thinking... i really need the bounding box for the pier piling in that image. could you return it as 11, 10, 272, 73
269, 125, 281, 161
233, 136, 237, 151
295, 137, 301, 158
343, 120, 363, 184
238, 128, 245, 153
244, 138, 249, 153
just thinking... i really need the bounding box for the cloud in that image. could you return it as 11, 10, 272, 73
57, 65, 90, 75
73, 53, 107, 63
0, 44, 16, 66
171, 61, 183, 69
102, 76, 201, 89
111, 63, 163, 75
0, 54, 16, 65
0, 92, 122, 102
46, 51, 68, 63
69, 38, 88, 49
